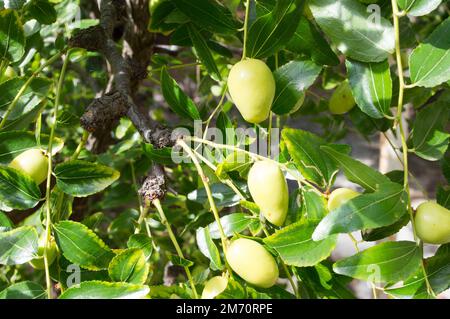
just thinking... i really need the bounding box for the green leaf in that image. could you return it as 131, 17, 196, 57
287, 16, 339, 66
59, 281, 149, 299
167, 254, 194, 268
282, 128, 349, 188
148, 285, 192, 299
208, 213, 258, 239
0, 77, 52, 120
361, 214, 410, 242
246, 0, 305, 59
0, 211, 13, 231
160, 67, 201, 120
412, 101, 450, 161
300, 186, 328, 220
272, 60, 322, 115
142, 144, 174, 165
0, 131, 64, 165
397, 0, 442, 16
172, 0, 237, 35
0, 9, 25, 62
313, 183, 407, 240
54, 160, 120, 197
108, 248, 149, 285
127, 234, 153, 260
54, 221, 115, 270
188, 182, 246, 207
215, 152, 251, 179
196, 226, 222, 271
264, 220, 337, 267
321, 145, 391, 192
27, 0, 57, 25
346, 59, 392, 119
309, 0, 395, 62
409, 18, 450, 88
0, 166, 41, 211
0, 281, 45, 299
0, 226, 38, 265
333, 241, 421, 283
187, 24, 221, 80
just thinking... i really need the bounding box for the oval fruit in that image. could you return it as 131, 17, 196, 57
329, 81, 355, 115
1, 66, 16, 82
247, 160, 289, 226
29, 234, 58, 270
227, 59, 275, 124
201, 275, 228, 299
327, 188, 360, 211
415, 201, 450, 245
9, 149, 49, 184
226, 238, 278, 288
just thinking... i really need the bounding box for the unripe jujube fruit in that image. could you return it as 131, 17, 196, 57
226, 238, 278, 288
9, 149, 49, 185
227, 59, 275, 124
415, 201, 450, 245
327, 188, 360, 211
247, 160, 289, 226
29, 234, 58, 270
201, 275, 228, 299
329, 81, 355, 115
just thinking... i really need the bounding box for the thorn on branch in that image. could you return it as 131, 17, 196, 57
139, 165, 166, 202
80, 91, 130, 132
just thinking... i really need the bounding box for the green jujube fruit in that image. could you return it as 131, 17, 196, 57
227, 59, 275, 124
29, 234, 58, 270
329, 81, 356, 115
201, 275, 228, 299
247, 160, 289, 226
327, 188, 360, 211
415, 201, 450, 244
226, 238, 279, 288
9, 149, 49, 185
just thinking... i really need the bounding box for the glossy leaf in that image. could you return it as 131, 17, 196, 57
160, 67, 201, 120
272, 60, 322, 115
108, 248, 149, 285
54, 160, 120, 197
196, 226, 222, 271
0, 281, 45, 299
0, 166, 41, 211
264, 220, 337, 267
0, 211, 13, 232
59, 281, 149, 299
142, 144, 174, 165
0, 9, 25, 62
54, 221, 115, 270
346, 59, 392, 119
0, 226, 38, 265
208, 213, 258, 239
27, 0, 57, 25
309, 0, 395, 62
313, 183, 407, 240
321, 145, 391, 192
127, 234, 153, 260
333, 241, 421, 283
398, 0, 442, 16
409, 18, 450, 88
412, 101, 450, 161
188, 182, 247, 207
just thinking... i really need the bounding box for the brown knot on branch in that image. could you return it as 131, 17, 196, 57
139, 165, 166, 202
80, 91, 129, 132
68, 26, 106, 51
148, 125, 175, 149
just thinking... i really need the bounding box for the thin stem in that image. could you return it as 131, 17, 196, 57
241, 0, 251, 60
0, 59, 8, 81
150, 62, 199, 74
130, 160, 149, 234
153, 199, 199, 299
281, 260, 299, 298
70, 130, 89, 160
267, 111, 273, 158
43, 50, 70, 299
348, 233, 360, 253
0, 51, 64, 130
391, 0, 435, 297
202, 84, 228, 142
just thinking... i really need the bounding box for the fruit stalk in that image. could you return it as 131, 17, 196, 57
43, 50, 71, 299
241, 0, 251, 60
153, 198, 199, 299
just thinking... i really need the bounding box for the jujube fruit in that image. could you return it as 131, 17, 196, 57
415, 201, 450, 245
227, 58, 275, 124
247, 160, 289, 226
329, 81, 356, 115
327, 188, 360, 211
9, 149, 49, 185
201, 275, 228, 299
29, 234, 58, 270
225, 238, 278, 288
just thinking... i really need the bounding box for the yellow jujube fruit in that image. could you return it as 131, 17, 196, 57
247, 160, 289, 226
226, 238, 278, 288
9, 149, 49, 185
227, 58, 275, 124
329, 81, 355, 115
29, 234, 58, 270
415, 201, 450, 245
201, 275, 228, 299
327, 188, 360, 211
